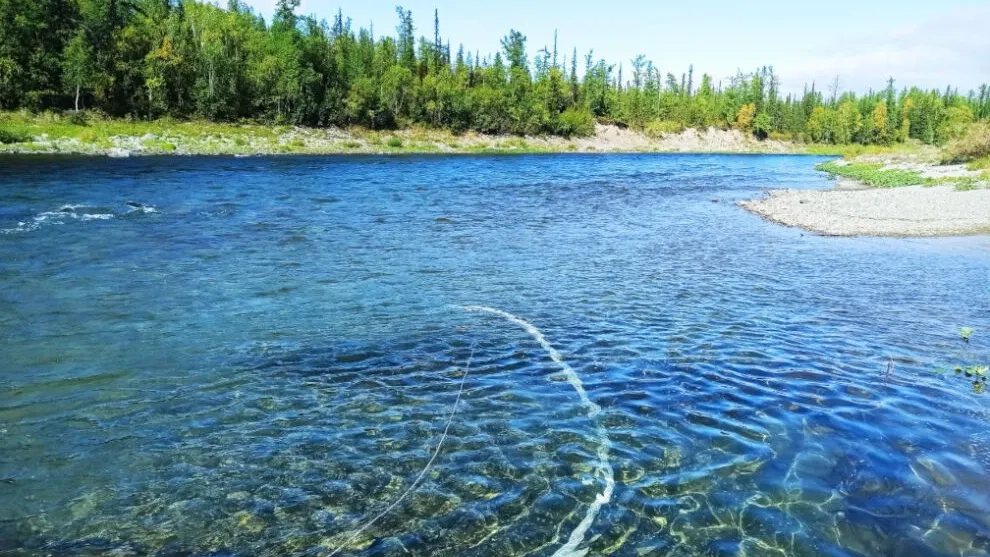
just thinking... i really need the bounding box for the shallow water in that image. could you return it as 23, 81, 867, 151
1, 154, 989, 557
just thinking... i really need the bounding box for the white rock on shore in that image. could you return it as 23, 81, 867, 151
740, 186, 990, 237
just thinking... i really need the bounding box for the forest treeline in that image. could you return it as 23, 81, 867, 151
2, 0, 989, 144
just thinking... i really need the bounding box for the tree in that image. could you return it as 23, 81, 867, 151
395, 6, 415, 71
501, 30, 527, 71
274, 0, 300, 30
62, 31, 92, 111
735, 103, 755, 132
0, 1, 987, 142
835, 100, 861, 144
807, 106, 830, 143
872, 102, 889, 144
753, 111, 772, 139
381, 65, 413, 123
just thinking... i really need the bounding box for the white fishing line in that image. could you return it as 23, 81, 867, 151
327, 349, 474, 557
462, 305, 614, 557
329, 306, 613, 557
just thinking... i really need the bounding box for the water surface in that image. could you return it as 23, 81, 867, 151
2, 154, 989, 556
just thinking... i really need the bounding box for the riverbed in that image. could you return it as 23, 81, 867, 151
2, 154, 988, 556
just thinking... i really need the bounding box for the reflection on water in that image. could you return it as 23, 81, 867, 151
1, 154, 988, 556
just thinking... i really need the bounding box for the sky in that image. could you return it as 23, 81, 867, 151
246, 0, 990, 96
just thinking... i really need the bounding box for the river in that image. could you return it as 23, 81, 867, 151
2, 154, 988, 556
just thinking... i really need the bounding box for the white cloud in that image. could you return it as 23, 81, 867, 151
778, 6, 990, 95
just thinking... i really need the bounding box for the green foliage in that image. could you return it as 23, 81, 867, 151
554, 107, 594, 137
0, 1, 986, 142
753, 112, 772, 139
942, 123, 990, 163
386, 136, 403, 148
645, 120, 685, 138
945, 176, 989, 192
816, 161, 935, 188
933, 327, 987, 395
0, 127, 30, 144
735, 103, 755, 132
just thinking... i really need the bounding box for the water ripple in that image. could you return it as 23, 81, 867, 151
1, 155, 988, 556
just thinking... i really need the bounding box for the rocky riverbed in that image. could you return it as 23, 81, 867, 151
742, 151, 990, 237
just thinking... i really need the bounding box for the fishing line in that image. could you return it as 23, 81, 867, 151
326, 347, 474, 557
461, 306, 614, 557
329, 305, 613, 557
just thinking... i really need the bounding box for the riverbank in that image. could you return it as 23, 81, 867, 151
741, 149, 990, 237
741, 186, 990, 237
0, 112, 837, 156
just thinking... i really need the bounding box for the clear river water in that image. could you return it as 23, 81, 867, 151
1, 154, 989, 557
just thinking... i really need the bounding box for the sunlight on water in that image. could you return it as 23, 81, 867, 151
463, 306, 615, 557
1, 155, 989, 556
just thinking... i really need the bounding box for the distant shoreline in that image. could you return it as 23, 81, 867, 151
0, 119, 843, 157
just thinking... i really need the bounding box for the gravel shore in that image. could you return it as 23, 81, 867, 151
741, 186, 990, 237
0, 124, 795, 156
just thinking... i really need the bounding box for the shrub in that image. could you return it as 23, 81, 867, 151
966, 156, 990, 171
0, 128, 30, 144
768, 131, 795, 142
67, 110, 89, 126
645, 120, 685, 138
386, 136, 403, 148
753, 112, 772, 139
942, 123, 990, 163
554, 108, 596, 137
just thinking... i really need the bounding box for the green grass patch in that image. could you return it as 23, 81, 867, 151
386, 136, 404, 148
802, 142, 928, 159
141, 138, 177, 152
966, 156, 990, 171
942, 176, 990, 192
0, 128, 31, 144
816, 161, 935, 188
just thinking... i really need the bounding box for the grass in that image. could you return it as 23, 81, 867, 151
0, 128, 30, 144
966, 155, 990, 171
943, 176, 990, 192
0, 110, 967, 159
1, 111, 280, 142
817, 160, 990, 191
815, 160, 935, 188
801, 142, 924, 159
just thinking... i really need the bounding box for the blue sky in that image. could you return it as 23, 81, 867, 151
246, 0, 990, 95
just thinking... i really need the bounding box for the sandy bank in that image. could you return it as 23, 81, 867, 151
740, 186, 990, 237
0, 123, 798, 156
